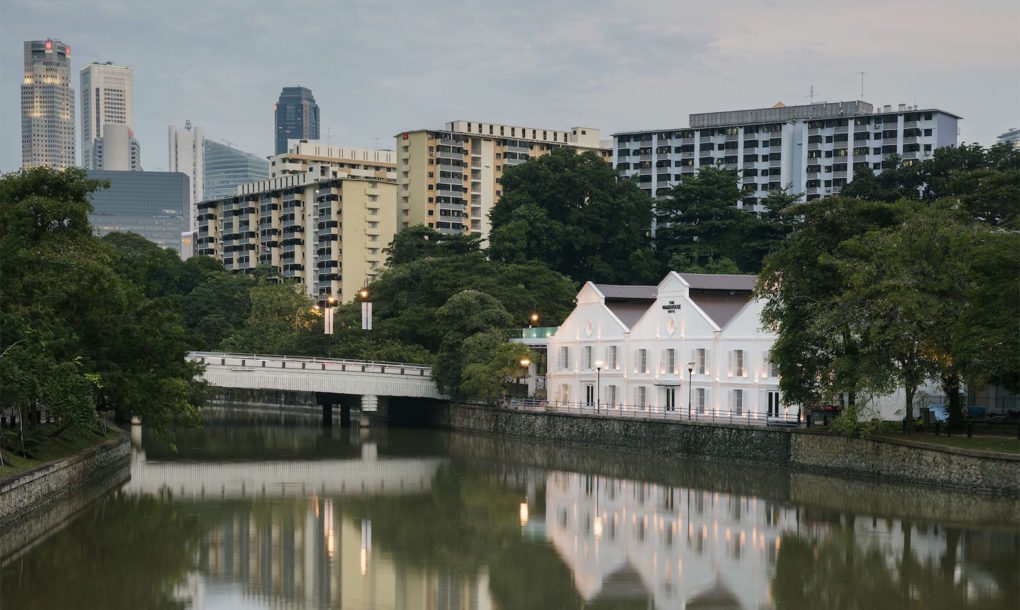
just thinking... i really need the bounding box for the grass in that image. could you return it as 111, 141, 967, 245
876, 431, 1020, 455
0, 426, 118, 480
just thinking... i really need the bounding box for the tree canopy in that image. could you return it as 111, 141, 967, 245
488, 148, 658, 284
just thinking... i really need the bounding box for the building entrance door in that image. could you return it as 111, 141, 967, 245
665, 388, 676, 411
585, 384, 595, 407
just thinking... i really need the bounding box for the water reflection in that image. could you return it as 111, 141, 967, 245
2, 415, 1017, 610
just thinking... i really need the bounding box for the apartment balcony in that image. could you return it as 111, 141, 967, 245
437, 149, 465, 160
639, 154, 653, 161
902, 151, 919, 160
437, 174, 464, 185
833, 171, 847, 180
903, 135, 920, 145
834, 125, 849, 134
769, 159, 782, 168
903, 120, 920, 129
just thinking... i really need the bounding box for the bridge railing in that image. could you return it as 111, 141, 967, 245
188, 352, 433, 378
463, 397, 803, 428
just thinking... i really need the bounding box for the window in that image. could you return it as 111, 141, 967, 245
665, 348, 676, 374
560, 346, 570, 370
560, 384, 569, 403
636, 386, 647, 408
731, 350, 745, 377
583, 345, 593, 369
607, 385, 617, 407
695, 348, 708, 375
731, 389, 743, 416
767, 391, 781, 416
608, 346, 618, 369
696, 388, 707, 413
637, 349, 648, 373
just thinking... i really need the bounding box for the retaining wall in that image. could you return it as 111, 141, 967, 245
0, 432, 131, 532
410, 402, 1019, 496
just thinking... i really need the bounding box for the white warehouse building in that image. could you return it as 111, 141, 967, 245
546, 272, 786, 422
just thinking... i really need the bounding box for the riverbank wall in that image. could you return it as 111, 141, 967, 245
0, 431, 131, 560
390, 401, 1020, 496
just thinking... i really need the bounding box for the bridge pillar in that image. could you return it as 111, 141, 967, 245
322, 402, 333, 427
360, 394, 378, 427
340, 404, 352, 428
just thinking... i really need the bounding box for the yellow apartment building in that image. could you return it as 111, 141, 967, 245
396, 121, 610, 240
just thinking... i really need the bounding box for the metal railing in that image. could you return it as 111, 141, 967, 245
465, 397, 803, 427
189, 352, 432, 377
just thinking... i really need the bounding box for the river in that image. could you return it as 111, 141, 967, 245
2, 409, 1018, 609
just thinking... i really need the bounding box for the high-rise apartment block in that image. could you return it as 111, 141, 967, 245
270, 140, 395, 180
613, 101, 960, 208
396, 121, 610, 237
21, 39, 75, 170
195, 173, 396, 303
275, 86, 319, 155
203, 140, 270, 200
169, 120, 205, 232
80, 62, 136, 170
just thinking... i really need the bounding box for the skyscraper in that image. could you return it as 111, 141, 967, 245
274, 86, 319, 154
21, 39, 75, 170
80, 62, 135, 169
203, 140, 270, 200
169, 120, 205, 231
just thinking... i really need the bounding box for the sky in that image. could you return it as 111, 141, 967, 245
2, 0, 1018, 172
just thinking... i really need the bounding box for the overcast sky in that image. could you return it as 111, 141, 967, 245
2, 0, 1018, 172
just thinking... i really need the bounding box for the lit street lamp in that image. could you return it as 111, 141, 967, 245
595, 360, 603, 414
325, 296, 337, 358
687, 361, 695, 420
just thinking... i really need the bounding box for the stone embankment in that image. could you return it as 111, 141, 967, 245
0, 432, 131, 538
395, 401, 1019, 496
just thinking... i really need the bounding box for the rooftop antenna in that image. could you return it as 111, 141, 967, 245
806, 85, 816, 103
856, 71, 866, 100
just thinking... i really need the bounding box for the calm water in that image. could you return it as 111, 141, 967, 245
2, 411, 1018, 610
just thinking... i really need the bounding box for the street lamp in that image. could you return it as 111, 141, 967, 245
529, 308, 539, 328
595, 360, 603, 414
687, 361, 695, 420
359, 288, 371, 356
325, 296, 337, 358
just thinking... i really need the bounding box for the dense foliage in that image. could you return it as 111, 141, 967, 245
758, 144, 1020, 431
0, 168, 207, 452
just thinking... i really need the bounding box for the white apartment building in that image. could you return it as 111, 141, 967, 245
396, 121, 610, 239
169, 120, 205, 231
614, 101, 960, 211
80, 61, 135, 170
195, 172, 396, 303
546, 272, 785, 421
271, 140, 396, 181
89, 123, 142, 171
997, 127, 1020, 150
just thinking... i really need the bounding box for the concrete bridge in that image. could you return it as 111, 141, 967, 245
189, 352, 446, 426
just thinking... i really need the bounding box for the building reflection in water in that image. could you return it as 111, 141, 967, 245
540, 471, 1014, 609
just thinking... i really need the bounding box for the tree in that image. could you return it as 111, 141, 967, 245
488, 148, 656, 284
655, 167, 794, 273
384, 225, 481, 266
0, 167, 205, 443
432, 290, 513, 395
756, 197, 908, 412
221, 282, 317, 355
458, 331, 531, 399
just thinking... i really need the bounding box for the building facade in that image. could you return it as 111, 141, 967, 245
21, 39, 75, 170
270, 140, 395, 181
80, 62, 135, 170
169, 120, 205, 232
203, 140, 270, 200
996, 128, 1020, 150
195, 173, 396, 303
613, 101, 960, 210
275, 86, 319, 155
546, 273, 784, 420
87, 170, 189, 253
89, 123, 142, 171
396, 121, 610, 238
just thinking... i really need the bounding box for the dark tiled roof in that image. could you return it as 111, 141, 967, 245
606, 302, 653, 329
679, 273, 757, 292
594, 284, 658, 300
690, 293, 751, 329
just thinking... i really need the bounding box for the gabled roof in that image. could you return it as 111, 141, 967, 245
594, 284, 658, 300
678, 273, 757, 292
593, 284, 658, 331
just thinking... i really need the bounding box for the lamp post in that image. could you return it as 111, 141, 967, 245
595, 360, 603, 414
519, 356, 531, 397
687, 361, 695, 420
529, 307, 539, 328
325, 296, 337, 358
359, 288, 371, 356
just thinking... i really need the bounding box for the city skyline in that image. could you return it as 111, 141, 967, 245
2, 0, 1018, 173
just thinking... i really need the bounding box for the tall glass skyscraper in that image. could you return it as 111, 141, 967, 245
203, 140, 270, 200
87, 170, 189, 252
21, 39, 75, 169
274, 86, 319, 154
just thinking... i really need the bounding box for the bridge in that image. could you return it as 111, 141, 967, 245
189, 352, 446, 426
